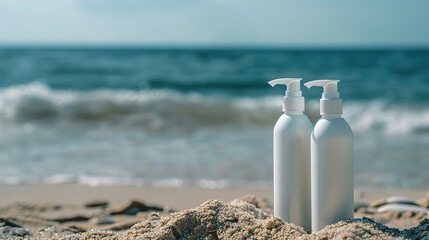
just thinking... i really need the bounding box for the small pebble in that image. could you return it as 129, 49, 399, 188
95, 217, 116, 225
148, 212, 161, 221
108, 200, 163, 215
84, 200, 109, 208
0, 226, 30, 239
0, 218, 23, 228
354, 201, 369, 211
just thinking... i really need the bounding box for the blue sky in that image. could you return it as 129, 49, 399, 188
1, 0, 429, 47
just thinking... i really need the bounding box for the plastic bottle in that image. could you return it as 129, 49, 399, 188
268, 78, 312, 230
304, 80, 354, 232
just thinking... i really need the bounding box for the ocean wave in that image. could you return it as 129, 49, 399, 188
0, 82, 280, 130
1, 173, 424, 189
0, 174, 271, 189
1, 82, 429, 135
343, 101, 429, 135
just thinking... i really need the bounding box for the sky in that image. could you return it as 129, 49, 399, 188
1, 0, 429, 47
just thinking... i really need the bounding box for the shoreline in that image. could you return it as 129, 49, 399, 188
0, 184, 273, 210
1, 183, 427, 209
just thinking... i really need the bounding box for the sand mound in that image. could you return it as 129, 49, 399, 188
122, 199, 304, 239
36, 199, 428, 240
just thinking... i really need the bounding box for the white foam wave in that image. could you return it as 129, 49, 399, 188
343, 101, 429, 135
0, 82, 280, 132
0, 174, 273, 189
1, 82, 429, 135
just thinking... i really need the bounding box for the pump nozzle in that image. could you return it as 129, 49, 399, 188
268, 78, 302, 97
268, 78, 304, 113
304, 79, 342, 115
304, 80, 340, 99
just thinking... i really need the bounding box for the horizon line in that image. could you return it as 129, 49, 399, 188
1, 42, 429, 51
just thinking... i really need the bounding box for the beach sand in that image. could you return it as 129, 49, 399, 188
0, 184, 428, 239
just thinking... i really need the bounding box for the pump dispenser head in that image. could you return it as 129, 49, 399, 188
304, 80, 342, 115
268, 78, 304, 113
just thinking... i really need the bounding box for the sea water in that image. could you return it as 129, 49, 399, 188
0, 48, 428, 189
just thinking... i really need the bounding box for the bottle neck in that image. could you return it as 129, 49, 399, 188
284, 110, 304, 115
320, 98, 342, 115
282, 96, 305, 113
322, 113, 342, 118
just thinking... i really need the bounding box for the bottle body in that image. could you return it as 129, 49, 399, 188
273, 113, 312, 230
311, 116, 354, 231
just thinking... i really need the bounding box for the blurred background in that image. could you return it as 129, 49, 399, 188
0, 0, 428, 190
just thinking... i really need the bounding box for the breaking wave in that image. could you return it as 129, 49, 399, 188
1, 82, 429, 135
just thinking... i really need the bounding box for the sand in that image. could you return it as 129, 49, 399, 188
0, 184, 428, 239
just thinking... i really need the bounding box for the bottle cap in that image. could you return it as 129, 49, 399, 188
304, 80, 342, 115
268, 78, 304, 113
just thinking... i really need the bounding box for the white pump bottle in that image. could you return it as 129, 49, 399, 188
304, 80, 354, 232
269, 78, 312, 230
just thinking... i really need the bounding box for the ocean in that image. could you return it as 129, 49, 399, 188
0, 48, 428, 189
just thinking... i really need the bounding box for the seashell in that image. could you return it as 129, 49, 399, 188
386, 196, 419, 206
370, 196, 419, 208
377, 203, 428, 213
